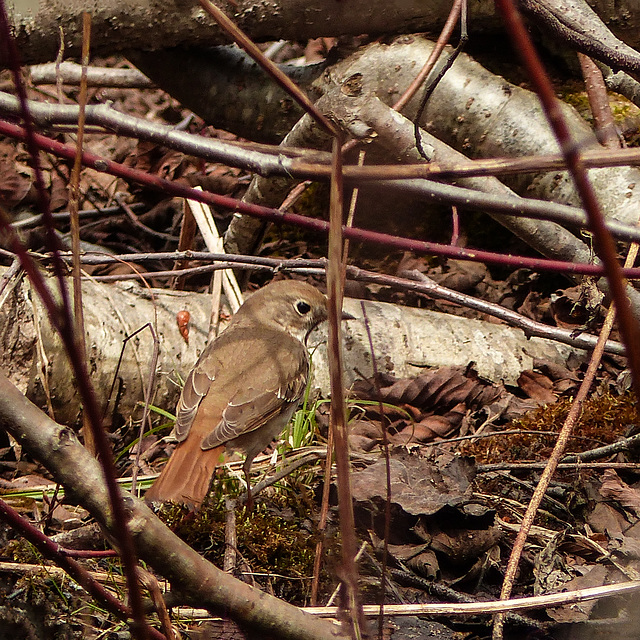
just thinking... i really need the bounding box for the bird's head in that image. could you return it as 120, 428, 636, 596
234, 280, 352, 342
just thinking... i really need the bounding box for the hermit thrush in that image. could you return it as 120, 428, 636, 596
145, 280, 344, 509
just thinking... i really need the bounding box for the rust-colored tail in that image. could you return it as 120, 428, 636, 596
145, 441, 224, 509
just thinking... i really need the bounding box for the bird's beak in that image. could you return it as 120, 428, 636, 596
341, 310, 356, 321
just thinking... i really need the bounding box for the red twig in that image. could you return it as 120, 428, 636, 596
1, 119, 637, 279
578, 53, 621, 149
495, 0, 640, 406
0, 499, 165, 640
493, 1, 640, 638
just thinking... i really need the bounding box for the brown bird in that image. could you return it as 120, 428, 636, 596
145, 280, 338, 509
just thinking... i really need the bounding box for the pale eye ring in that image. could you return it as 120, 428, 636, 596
295, 300, 311, 315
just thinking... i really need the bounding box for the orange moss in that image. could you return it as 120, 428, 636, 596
463, 392, 639, 464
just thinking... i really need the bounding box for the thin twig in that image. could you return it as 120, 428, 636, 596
130, 323, 159, 497
414, 0, 468, 160
490, 8, 640, 633
239, 448, 325, 503
478, 461, 640, 472
341, 150, 364, 270
69, 12, 92, 455
383, 565, 542, 630
6, 119, 640, 277
198, 0, 338, 137
31, 62, 154, 88
393, 0, 465, 112
223, 498, 237, 573
138, 568, 177, 640
10, 202, 143, 230
10, 89, 640, 186
360, 302, 391, 640
2, 250, 627, 355
327, 135, 364, 638
115, 193, 178, 242
178, 579, 640, 618
0, 2, 70, 320
0, 258, 22, 306
311, 426, 334, 605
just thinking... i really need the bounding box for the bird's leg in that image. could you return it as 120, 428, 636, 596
243, 458, 254, 511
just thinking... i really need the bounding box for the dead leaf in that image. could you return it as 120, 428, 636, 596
428, 524, 502, 565
2, 474, 55, 490
550, 286, 594, 328
351, 451, 479, 517
49, 170, 69, 211
392, 416, 454, 444
586, 501, 626, 538
600, 469, 640, 517
0, 151, 32, 209
546, 565, 608, 623
353, 366, 503, 421
431, 259, 488, 293
517, 370, 556, 404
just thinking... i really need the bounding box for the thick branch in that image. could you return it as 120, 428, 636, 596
1, 266, 580, 422
5, 0, 493, 66
6, 0, 640, 67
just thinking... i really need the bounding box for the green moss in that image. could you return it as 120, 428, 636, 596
611, 101, 633, 120
561, 90, 592, 120
7, 539, 43, 565
0, 565, 89, 639
155, 473, 324, 604
558, 87, 640, 146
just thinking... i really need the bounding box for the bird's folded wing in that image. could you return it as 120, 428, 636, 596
174, 367, 214, 441
201, 367, 308, 449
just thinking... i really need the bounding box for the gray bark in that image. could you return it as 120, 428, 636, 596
4, 0, 490, 66
0, 270, 213, 427
222, 37, 640, 321
5, 0, 640, 67
1, 268, 579, 423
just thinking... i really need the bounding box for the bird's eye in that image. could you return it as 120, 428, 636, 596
295, 300, 311, 315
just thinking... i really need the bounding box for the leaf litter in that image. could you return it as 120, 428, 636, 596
1, 40, 640, 639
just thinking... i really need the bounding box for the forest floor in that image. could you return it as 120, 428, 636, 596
1, 36, 640, 640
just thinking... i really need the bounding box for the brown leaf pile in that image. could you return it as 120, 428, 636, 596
349, 365, 504, 451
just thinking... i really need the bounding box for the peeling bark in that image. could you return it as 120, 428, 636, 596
0, 270, 214, 426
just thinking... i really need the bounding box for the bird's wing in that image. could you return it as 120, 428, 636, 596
174, 364, 215, 442
201, 355, 309, 450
